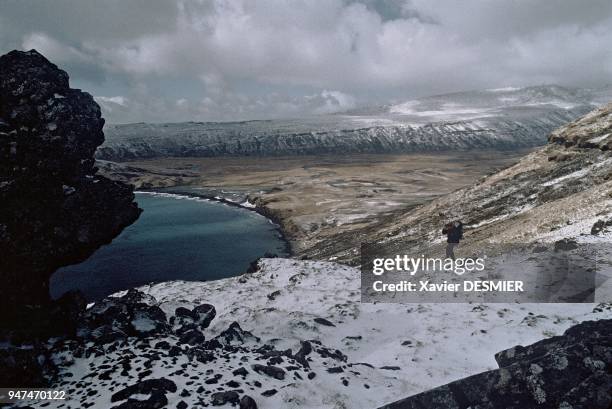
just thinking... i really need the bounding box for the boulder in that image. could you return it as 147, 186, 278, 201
233, 367, 249, 377
216, 322, 260, 346
174, 307, 196, 321
111, 378, 177, 402
178, 329, 206, 346
211, 391, 240, 406
240, 395, 258, 409
193, 303, 216, 328
186, 347, 215, 364
251, 364, 285, 380
173, 303, 216, 331
77, 289, 170, 343
313, 317, 335, 327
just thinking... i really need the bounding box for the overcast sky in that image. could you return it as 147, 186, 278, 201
1, 0, 611, 123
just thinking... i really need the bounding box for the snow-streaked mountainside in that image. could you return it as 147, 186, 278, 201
96, 85, 610, 161
300, 102, 612, 264
35, 258, 612, 409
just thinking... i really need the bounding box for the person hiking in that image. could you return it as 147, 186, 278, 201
442, 221, 463, 260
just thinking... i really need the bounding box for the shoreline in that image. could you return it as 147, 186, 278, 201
135, 189, 294, 257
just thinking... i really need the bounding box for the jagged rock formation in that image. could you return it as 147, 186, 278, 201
379, 319, 612, 409
0, 50, 141, 321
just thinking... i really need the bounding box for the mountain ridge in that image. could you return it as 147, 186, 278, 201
96, 85, 608, 161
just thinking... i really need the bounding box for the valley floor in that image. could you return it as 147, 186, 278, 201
99, 150, 531, 262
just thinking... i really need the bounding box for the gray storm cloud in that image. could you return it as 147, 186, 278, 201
1, 0, 610, 123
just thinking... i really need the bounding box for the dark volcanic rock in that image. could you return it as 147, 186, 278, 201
173, 303, 216, 331
293, 340, 312, 368
240, 395, 258, 409
0, 50, 141, 325
261, 389, 278, 397
233, 367, 249, 377
0, 345, 58, 387
178, 329, 206, 346
494, 318, 611, 367
313, 317, 335, 327
193, 303, 216, 328
111, 377, 177, 402
553, 238, 579, 252
175, 307, 197, 321
186, 347, 214, 364
211, 390, 240, 406
77, 289, 170, 343
216, 322, 260, 345
251, 364, 285, 380
379, 319, 612, 409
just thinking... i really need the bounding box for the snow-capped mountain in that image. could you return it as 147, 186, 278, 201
96, 85, 609, 161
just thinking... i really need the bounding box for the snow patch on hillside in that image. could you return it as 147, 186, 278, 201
138, 258, 609, 408
27, 258, 612, 409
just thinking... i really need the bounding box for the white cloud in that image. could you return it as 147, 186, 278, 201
96, 96, 127, 106
2, 0, 611, 122
22, 32, 93, 66
94, 88, 358, 124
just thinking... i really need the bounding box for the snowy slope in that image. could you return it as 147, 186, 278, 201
29, 258, 612, 409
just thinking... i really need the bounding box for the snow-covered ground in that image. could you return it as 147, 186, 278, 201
37, 258, 612, 409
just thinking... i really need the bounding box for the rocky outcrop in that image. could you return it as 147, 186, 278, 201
77, 289, 170, 343
549, 102, 612, 149
380, 319, 612, 409
0, 50, 140, 325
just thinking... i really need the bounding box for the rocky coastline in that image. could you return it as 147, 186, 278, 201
0, 49, 140, 376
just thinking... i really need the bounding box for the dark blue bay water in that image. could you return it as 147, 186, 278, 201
50, 192, 288, 301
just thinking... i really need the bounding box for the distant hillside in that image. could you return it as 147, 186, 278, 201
96, 85, 610, 161
305, 102, 612, 264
